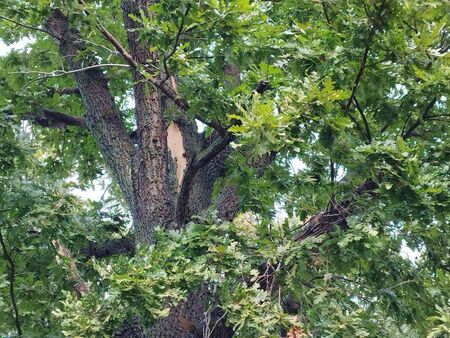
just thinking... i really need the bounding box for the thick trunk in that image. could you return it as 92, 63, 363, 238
122, 0, 175, 243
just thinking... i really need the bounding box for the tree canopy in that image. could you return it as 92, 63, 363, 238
0, 0, 449, 337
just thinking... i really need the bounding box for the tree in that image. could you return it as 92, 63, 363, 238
0, 0, 449, 337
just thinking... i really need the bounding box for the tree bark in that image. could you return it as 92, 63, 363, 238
122, 0, 175, 243
44, 9, 135, 213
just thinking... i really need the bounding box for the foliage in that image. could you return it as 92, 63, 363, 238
0, 0, 449, 337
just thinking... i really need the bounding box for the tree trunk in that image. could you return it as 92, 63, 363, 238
45, 3, 243, 336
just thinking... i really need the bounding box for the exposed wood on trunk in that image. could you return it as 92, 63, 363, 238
167, 122, 187, 191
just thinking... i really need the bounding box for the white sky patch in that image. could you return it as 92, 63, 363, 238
0, 37, 34, 56
195, 119, 207, 132
70, 179, 110, 201
400, 240, 421, 263
291, 157, 307, 174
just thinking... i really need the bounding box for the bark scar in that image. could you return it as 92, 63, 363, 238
167, 122, 186, 191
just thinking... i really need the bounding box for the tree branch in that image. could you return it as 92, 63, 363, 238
45, 9, 135, 211
321, 2, 332, 25
293, 179, 378, 241
175, 133, 235, 226
23, 108, 85, 128
342, 1, 387, 141
79, 237, 135, 260
162, 3, 191, 80
93, 11, 227, 135
0, 228, 22, 336
0, 14, 61, 41
343, 26, 375, 117
175, 79, 271, 225
353, 96, 372, 143
14, 63, 130, 80
52, 240, 89, 297
46, 86, 80, 97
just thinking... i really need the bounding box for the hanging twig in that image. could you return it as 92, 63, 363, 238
0, 228, 22, 336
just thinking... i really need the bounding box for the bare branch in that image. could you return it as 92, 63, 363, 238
12, 63, 130, 79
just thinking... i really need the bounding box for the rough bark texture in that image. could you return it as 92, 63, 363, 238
122, 0, 175, 242
44, 9, 135, 211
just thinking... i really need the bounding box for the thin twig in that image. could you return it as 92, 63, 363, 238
12, 63, 130, 79
342, 0, 386, 142
321, 2, 332, 25
343, 26, 376, 116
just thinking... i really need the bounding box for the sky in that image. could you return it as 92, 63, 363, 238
0, 37, 33, 56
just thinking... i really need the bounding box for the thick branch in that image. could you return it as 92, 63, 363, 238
47, 86, 81, 97
176, 79, 271, 225
294, 179, 378, 241
79, 237, 135, 260
24, 108, 85, 128
93, 10, 225, 135
175, 133, 235, 226
44, 9, 134, 210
